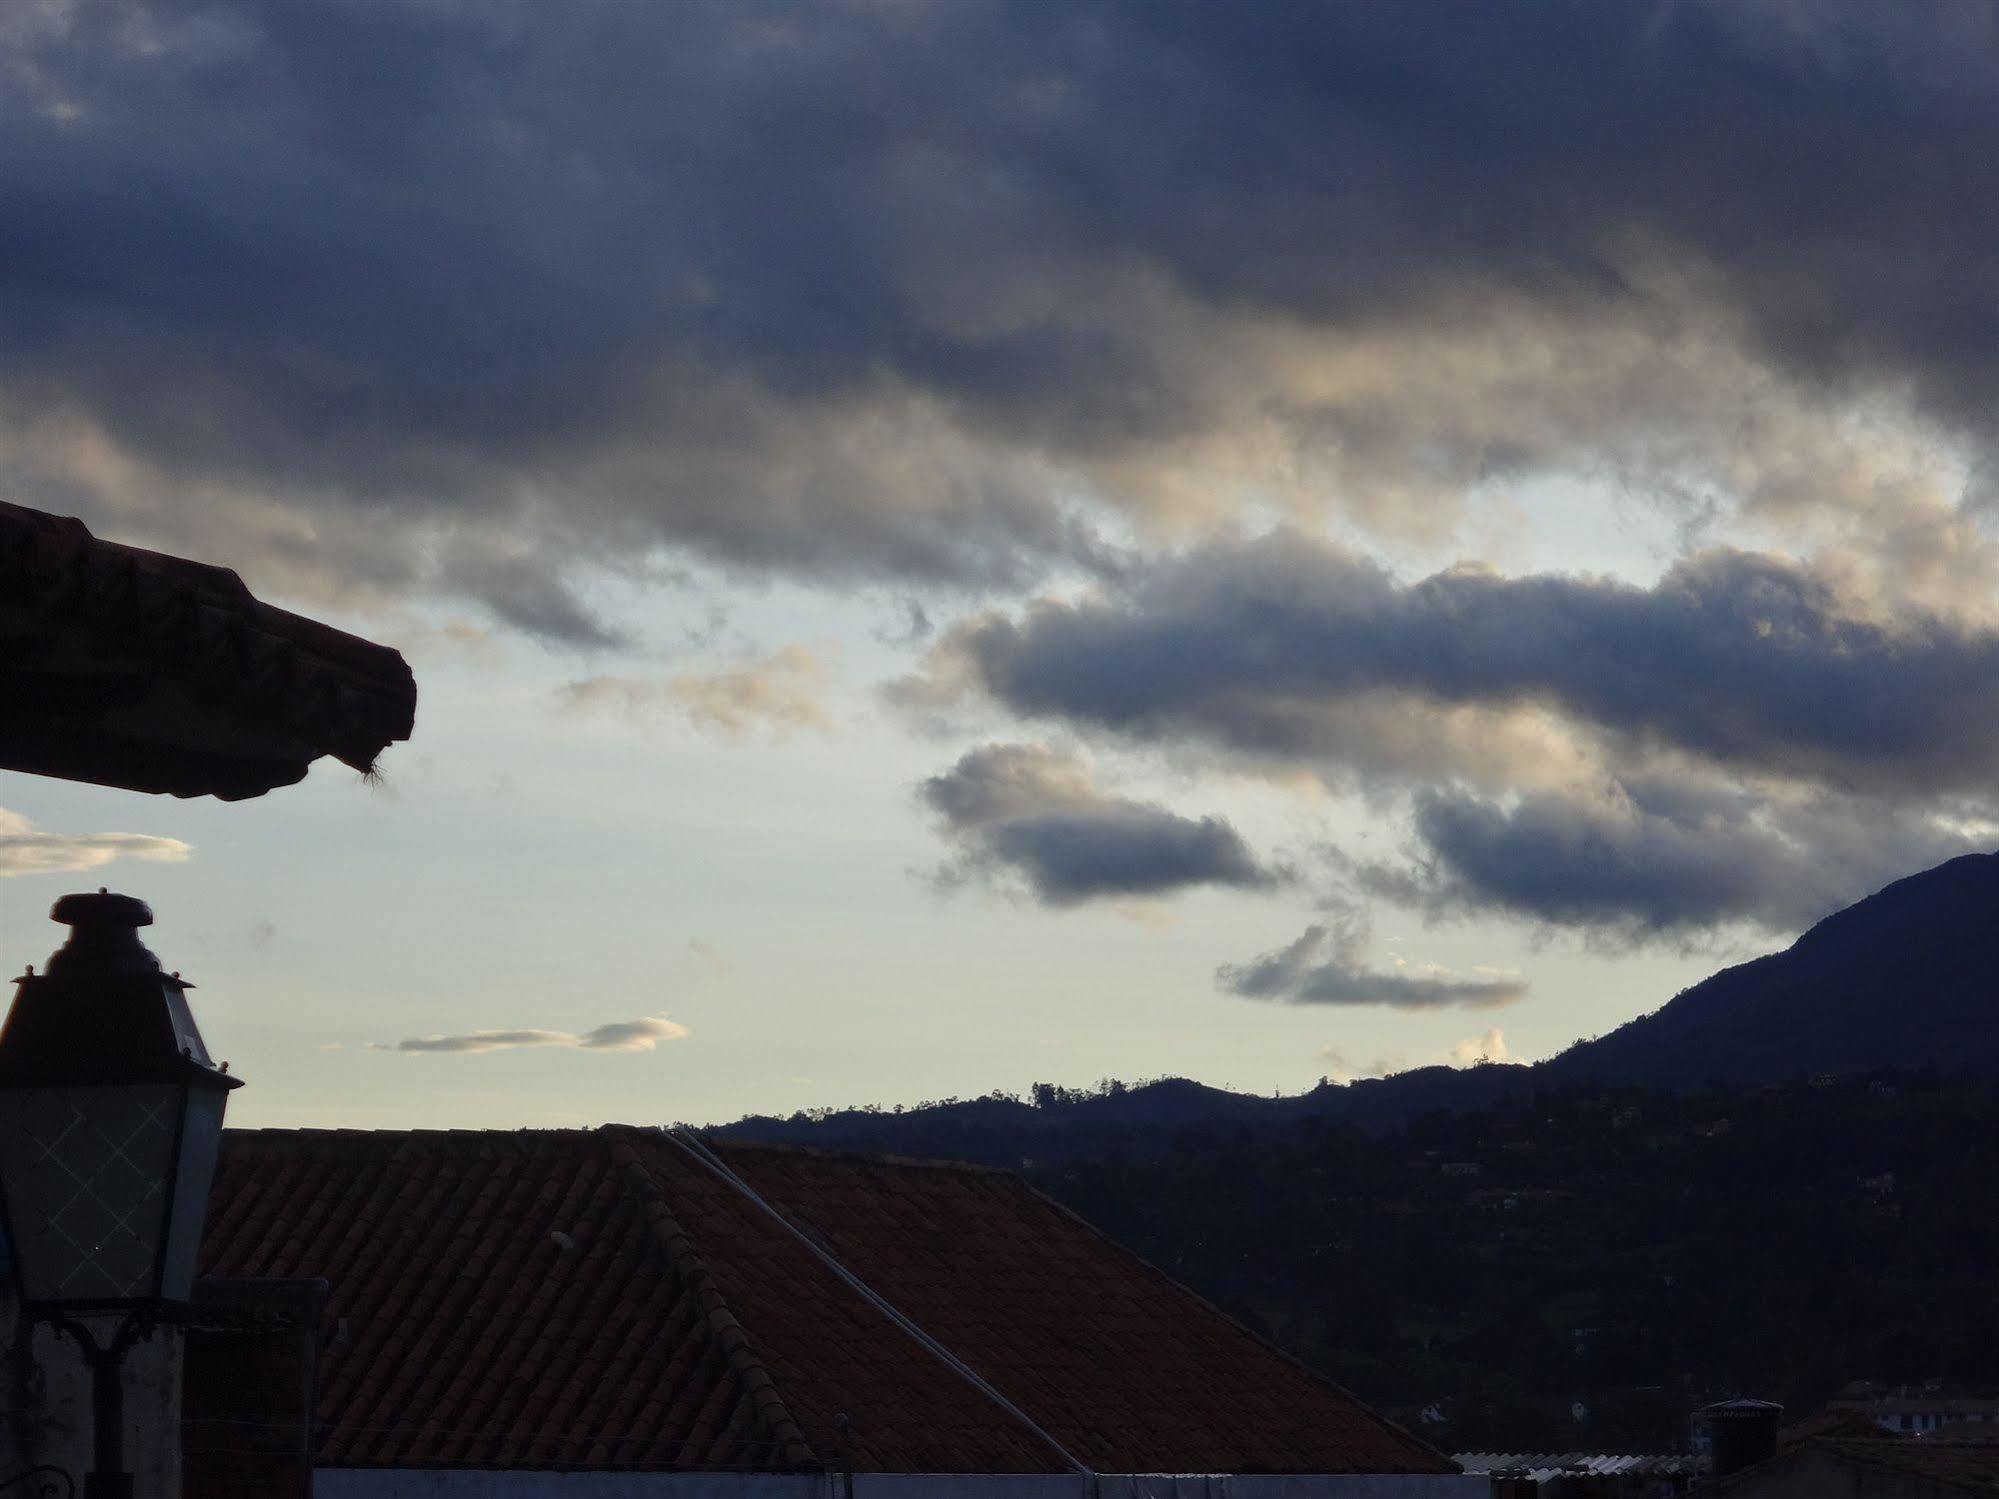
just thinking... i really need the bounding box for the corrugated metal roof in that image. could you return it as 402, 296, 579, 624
1455, 1451, 1700, 1477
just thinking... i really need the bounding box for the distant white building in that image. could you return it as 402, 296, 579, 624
1832, 1392, 1999, 1436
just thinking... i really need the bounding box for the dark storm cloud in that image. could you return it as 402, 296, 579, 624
921, 743, 1276, 905
1372, 781, 1990, 940
921, 532, 1999, 797
438, 540, 627, 648
12, 1, 1999, 623
910, 532, 1999, 936
1219, 909, 1528, 1009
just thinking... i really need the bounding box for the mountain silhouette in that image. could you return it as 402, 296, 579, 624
1544, 849, 1999, 1087
717, 851, 1999, 1161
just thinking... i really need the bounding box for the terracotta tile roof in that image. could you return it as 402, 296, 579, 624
1707, 1439, 1999, 1495
1778, 1406, 1891, 1448
0, 500, 415, 799
199, 1127, 1455, 1476
1811, 1440, 1999, 1493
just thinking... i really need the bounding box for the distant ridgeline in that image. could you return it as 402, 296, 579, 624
712, 853, 1999, 1451
716, 851, 1999, 1165
735, 1070, 1999, 1453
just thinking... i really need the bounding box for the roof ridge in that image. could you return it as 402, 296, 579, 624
220, 1127, 572, 1149
702, 1134, 1024, 1176
599, 1125, 819, 1472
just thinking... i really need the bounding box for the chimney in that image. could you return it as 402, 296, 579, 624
1702, 1398, 1784, 1478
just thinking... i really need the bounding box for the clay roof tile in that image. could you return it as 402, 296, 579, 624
198, 1126, 1454, 1476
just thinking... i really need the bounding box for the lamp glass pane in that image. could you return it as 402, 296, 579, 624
0, 1084, 178, 1303
160, 1083, 227, 1301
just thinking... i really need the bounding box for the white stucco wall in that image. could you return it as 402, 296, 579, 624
316, 1471, 1487, 1499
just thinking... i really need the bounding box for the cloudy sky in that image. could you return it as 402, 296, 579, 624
5, 0, 1999, 1128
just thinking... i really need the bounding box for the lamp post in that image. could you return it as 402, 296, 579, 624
0, 893, 241, 1499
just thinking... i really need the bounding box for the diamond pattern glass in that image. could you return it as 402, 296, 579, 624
0, 1084, 178, 1303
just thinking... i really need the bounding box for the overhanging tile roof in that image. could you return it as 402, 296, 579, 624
0, 500, 415, 799
199, 1127, 1455, 1476
1812, 1440, 1999, 1493
1778, 1406, 1891, 1447
1706, 1439, 1999, 1495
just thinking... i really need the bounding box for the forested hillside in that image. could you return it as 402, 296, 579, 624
717, 856, 1999, 1452
1023, 1071, 1999, 1451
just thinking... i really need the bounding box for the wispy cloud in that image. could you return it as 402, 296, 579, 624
373, 1015, 691, 1055
557, 645, 833, 742
0, 809, 190, 877
1221, 906, 1527, 1010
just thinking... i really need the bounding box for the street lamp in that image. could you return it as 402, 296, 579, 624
0, 892, 242, 1499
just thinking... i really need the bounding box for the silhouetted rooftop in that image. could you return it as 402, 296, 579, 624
200, 1126, 1457, 1476
0, 500, 415, 799
1708, 1439, 1999, 1495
